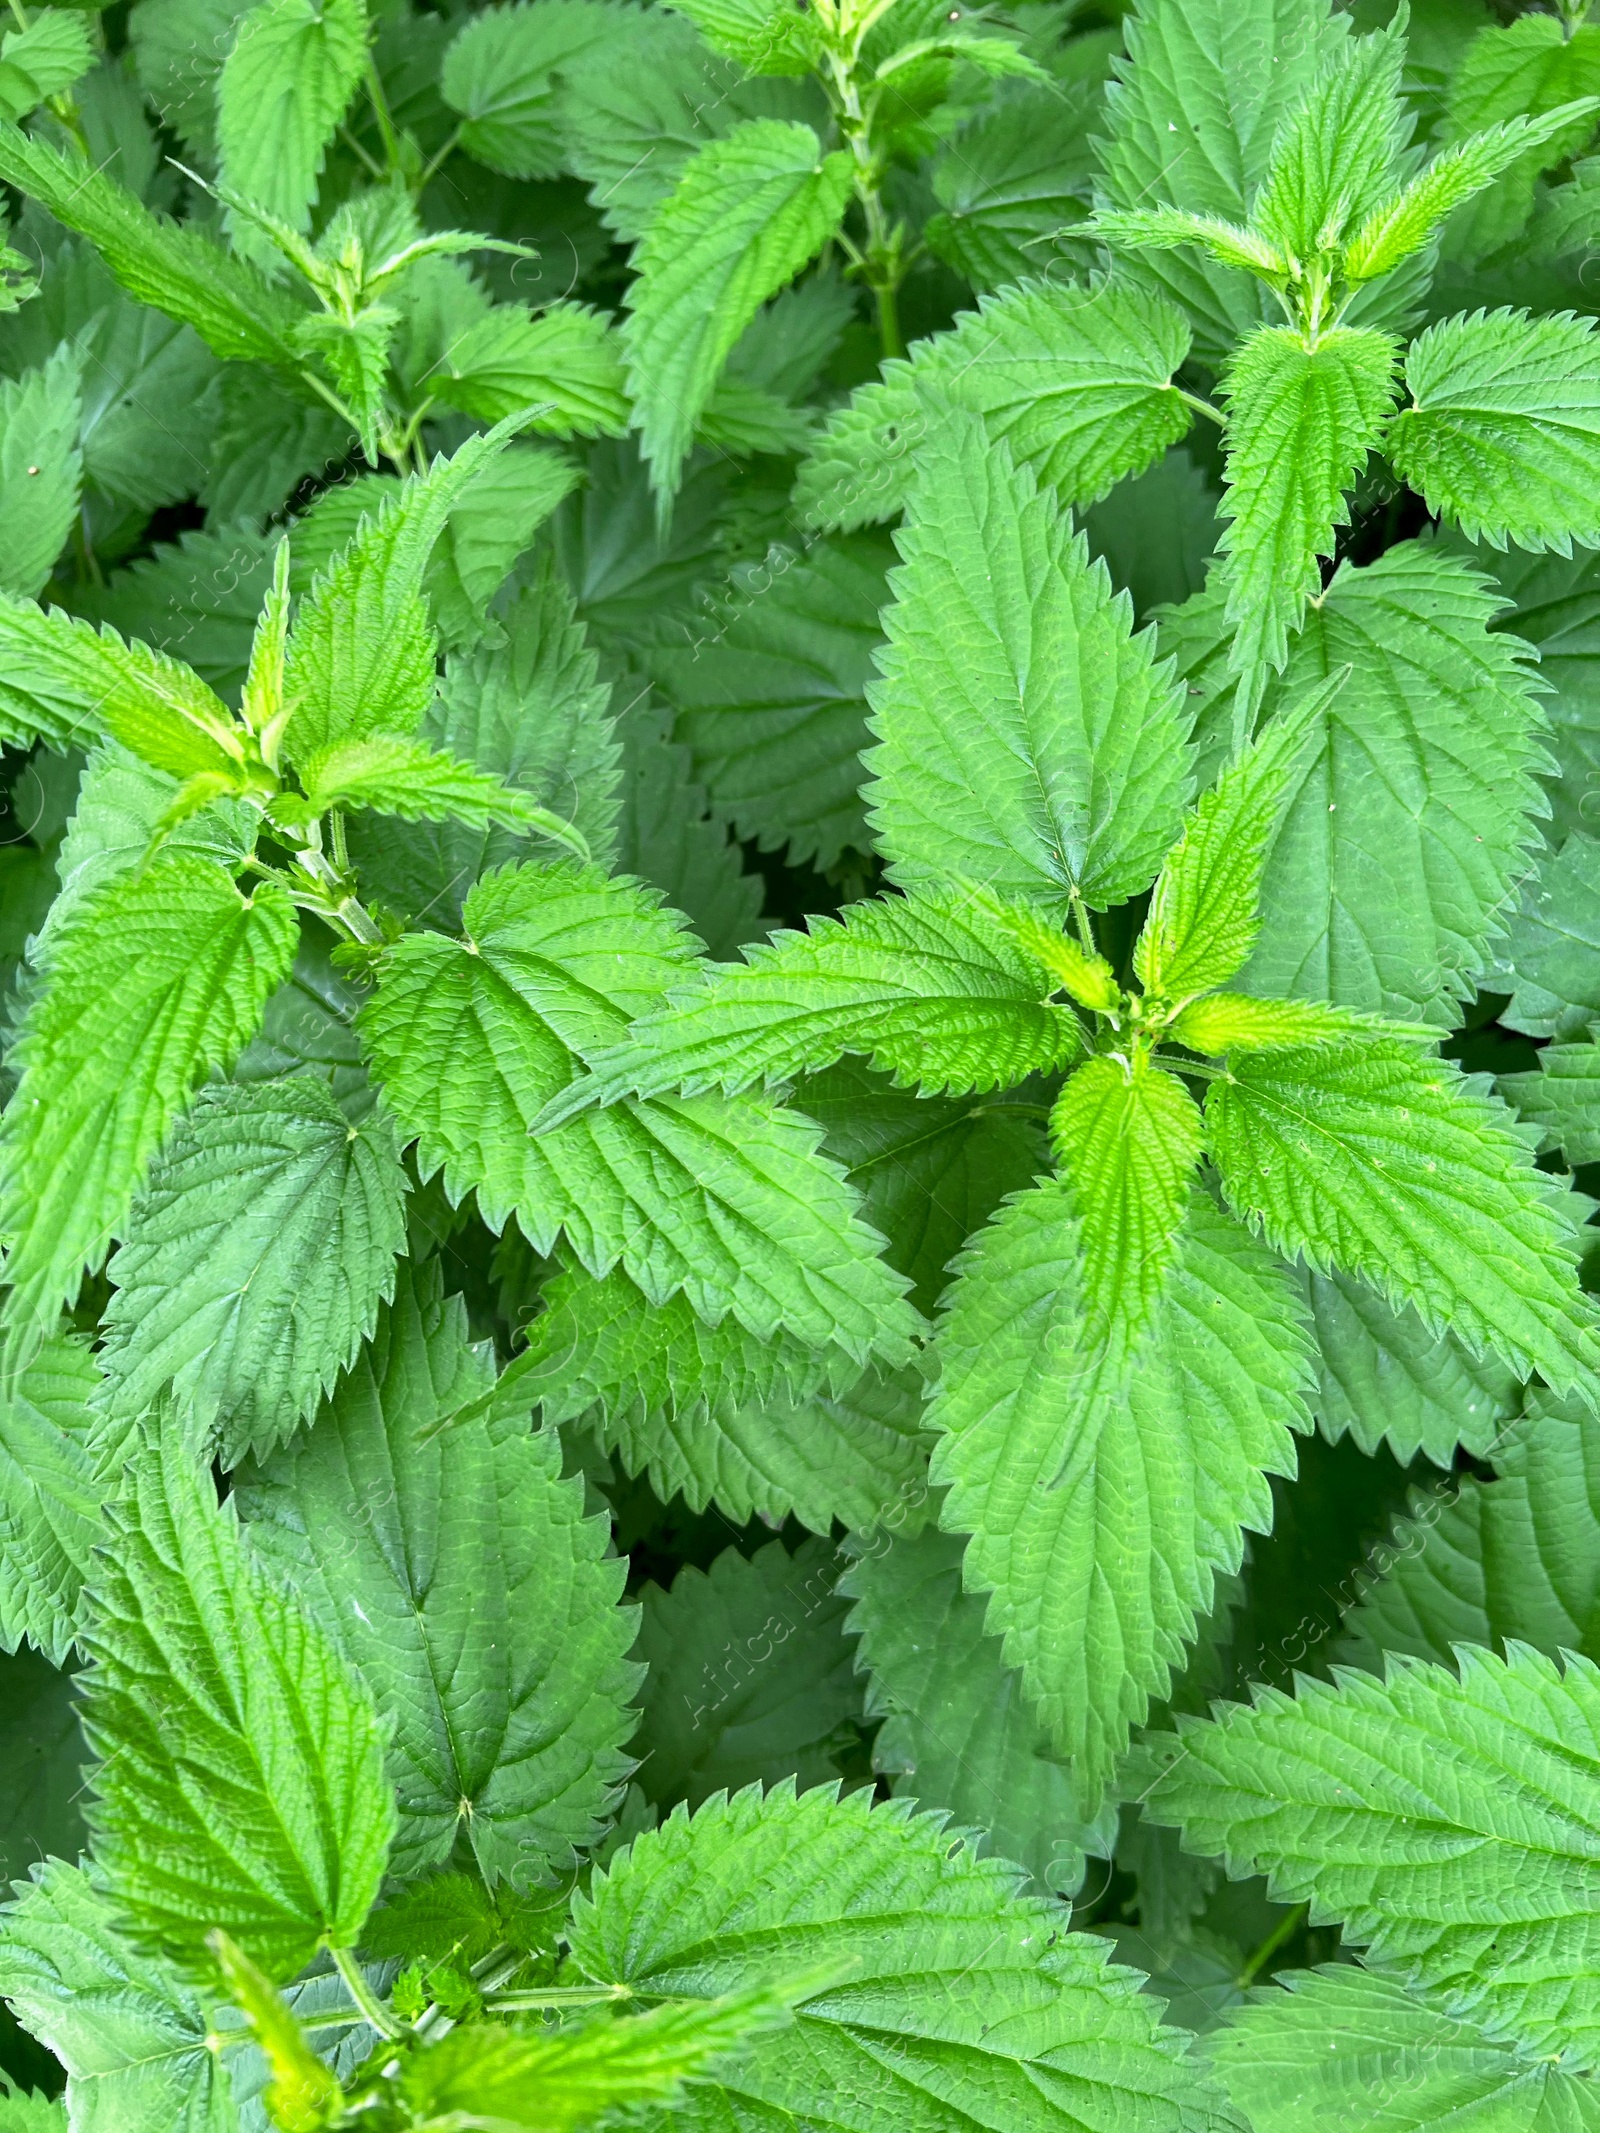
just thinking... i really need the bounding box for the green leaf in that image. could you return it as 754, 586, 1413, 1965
0, 351, 80, 600
1239, 543, 1552, 1025
632, 1538, 859, 1813
74, 526, 276, 699
564, 887, 1081, 1110
425, 444, 583, 651
0, 2087, 64, 2132
1346, 105, 1600, 283
294, 734, 587, 854
205, 1930, 343, 2133
613, 696, 762, 961
433, 301, 630, 436
567, 1785, 1212, 2133
1049, 1056, 1204, 1349
865, 411, 1193, 916
347, 558, 621, 931
1496, 829, 1600, 1040
44, 743, 258, 948
1134, 676, 1330, 1004
796, 275, 1193, 534
358, 861, 919, 1365
1503, 1034, 1600, 1165
510, 1258, 925, 1529
96, 1075, 407, 1468
622, 117, 852, 505
0, 13, 93, 121
0, 601, 247, 782
282, 416, 529, 763
235, 1259, 639, 1888
924, 77, 1097, 294
0, 856, 297, 1328
556, 6, 817, 243
441, 0, 618, 178
216, 0, 366, 264
1341, 1390, 1600, 1675
1205, 1962, 1600, 2133
398, 1982, 803, 2132
0, 1861, 237, 2133
0, 1331, 111, 1664
1090, 206, 1289, 280
1389, 308, 1600, 555
78, 1425, 395, 1983
840, 1519, 1116, 1896
663, 0, 816, 76
651, 533, 892, 874
1097, 0, 1352, 362
1443, 531, 1600, 848
1209, 1039, 1600, 1397
1217, 324, 1400, 685
930, 1182, 1311, 1811
1441, 15, 1600, 257
1140, 1644, 1600, 2067
1168, 993, 1382, 1055
1304, 1267, 1518, 1471
1250, 15, 1408, 264
514, 1259, 925, 1531
0, 123, 304, 367
799, 1058, 1047, 1316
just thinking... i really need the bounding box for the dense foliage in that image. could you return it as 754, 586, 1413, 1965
0, 0, 1599, 2122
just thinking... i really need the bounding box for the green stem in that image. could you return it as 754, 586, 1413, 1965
486, 1985, 634, 2013
365, 55, 403, 178
330, 1945, 403, 2041
1068, 890, 1097, 960
1176, 387, 1225, 427
418, 124, 463, 190
1235, 1904, 1307, 1989
825, 49, 906, 362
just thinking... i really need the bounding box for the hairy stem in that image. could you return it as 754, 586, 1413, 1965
330, 1944, 403, 2041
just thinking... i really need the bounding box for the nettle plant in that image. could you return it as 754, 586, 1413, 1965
7, 0, 1600, 2125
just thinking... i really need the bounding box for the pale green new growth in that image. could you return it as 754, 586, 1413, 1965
1347, 103, 1600, 281
1049, 1057, 1203, 1346
1135, 673, 1332, 1002
399, 1979, 805, 2130
558, 887, 1081, 1110
1218, 325, 1399, 683
1207, 1040, 1600, 1395
293, 734, 590, 857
